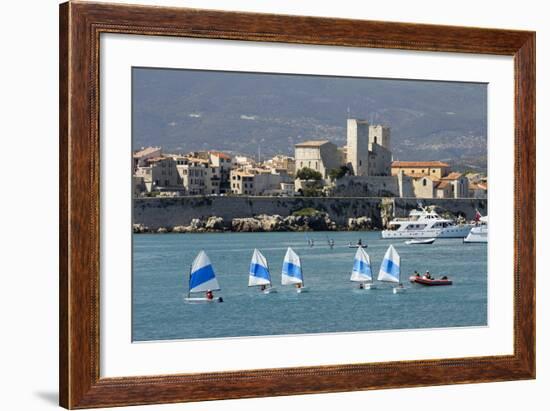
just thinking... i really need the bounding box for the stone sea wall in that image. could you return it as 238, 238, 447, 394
134, 196, 383, 230
133, 196, 487, 232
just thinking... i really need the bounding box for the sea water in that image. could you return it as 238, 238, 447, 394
132, 231, 487, 341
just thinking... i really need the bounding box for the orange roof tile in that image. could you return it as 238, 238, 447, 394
441, 172, 463, 180
209, 151, 232, 160
391, 161, 450, 168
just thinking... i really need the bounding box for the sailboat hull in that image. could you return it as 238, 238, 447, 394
184, 297, 224, 304
296, 287, 308, 293
353, 283, 377, 290
263, 287, 277, 294
393, 287, 406, 294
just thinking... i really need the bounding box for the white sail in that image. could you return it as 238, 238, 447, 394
189, 250, 220, 293
377, 245, 400, 283
350, 246, 372, 282
248, 249, 272, 287
281, 247, 303, 285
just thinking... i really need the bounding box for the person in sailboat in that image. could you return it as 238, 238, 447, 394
357, 238, 363, 246
206, 290, 214, 300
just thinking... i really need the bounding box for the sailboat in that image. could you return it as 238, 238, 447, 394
184, 250, 224, 303
248, 249, 277, 294
350, 246, 376, 289
377, 245, 405, 294
282, 247, 307, 293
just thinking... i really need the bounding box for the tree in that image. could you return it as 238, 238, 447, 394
328, 165, 351, 181
296, 167, 323, 181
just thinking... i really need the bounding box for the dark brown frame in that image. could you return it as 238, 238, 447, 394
59, 1, 536, 409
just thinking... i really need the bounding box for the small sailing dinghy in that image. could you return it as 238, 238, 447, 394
282, 247, 307, 293
350, 246, 376, 289
378, 244, 405, 294
184, 250, 224, 303
248, 248, 277, 294
405, 238, 435, 245
348, 242, 368, 249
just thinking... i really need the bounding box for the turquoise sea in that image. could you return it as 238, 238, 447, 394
132, 231, 487, 341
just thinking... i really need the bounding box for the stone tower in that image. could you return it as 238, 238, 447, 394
368, 125, 391, 150
347, 119, 369, 176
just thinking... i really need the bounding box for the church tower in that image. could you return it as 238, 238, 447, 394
368, 125, 391, 150
346, 119, 369, 176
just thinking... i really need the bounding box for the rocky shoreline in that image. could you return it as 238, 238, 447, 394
133, 213, 374, 234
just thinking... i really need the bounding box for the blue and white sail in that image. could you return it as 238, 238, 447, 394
189, 250, 220, 293
282, 247, 303, 285
350, 246, 372, 283
377, 245, 400, 283
248, 249, 272, 287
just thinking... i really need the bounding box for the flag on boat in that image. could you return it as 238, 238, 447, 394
377, 245, 400, 283
282, 247, 303, 285
249, 249, 272, 287
189, 250, 220, 293
350, 246, 372, 282
474, 209, 482, 222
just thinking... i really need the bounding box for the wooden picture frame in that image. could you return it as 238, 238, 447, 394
59, 1, 535, 408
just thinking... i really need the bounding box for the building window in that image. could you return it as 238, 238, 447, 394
374, 137, 377, 144
423, 179, 427, 186
359, 160, 362, 166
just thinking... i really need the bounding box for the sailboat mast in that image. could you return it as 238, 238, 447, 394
268, 260, 272, 288
187, 264, 192, 298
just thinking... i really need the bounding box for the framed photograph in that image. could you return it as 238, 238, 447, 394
59, 1, 535, 409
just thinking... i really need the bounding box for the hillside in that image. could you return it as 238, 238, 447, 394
132, 68, 487, 170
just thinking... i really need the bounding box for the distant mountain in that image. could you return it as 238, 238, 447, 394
132, 68, 487, 170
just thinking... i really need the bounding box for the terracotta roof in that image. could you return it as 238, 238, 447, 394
391, 161, 450, 168
209, 151, 232, 160
470, 182, 488, 190
441, 172, 463, 180
295, 140, 331, 147
435, 181, 451, 189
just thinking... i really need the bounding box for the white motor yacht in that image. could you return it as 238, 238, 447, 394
381, 207, 473, 239
464, 216, 488, 243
